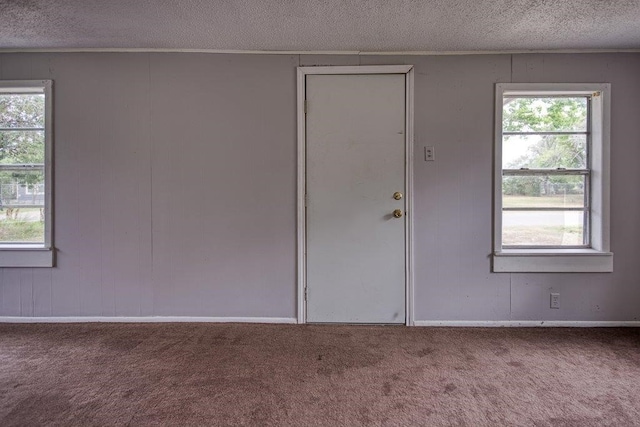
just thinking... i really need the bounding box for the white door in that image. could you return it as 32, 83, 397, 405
306, 73, 406, 324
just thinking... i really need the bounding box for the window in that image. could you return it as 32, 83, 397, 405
493, 83, 612, 272
0, 81, 54, 267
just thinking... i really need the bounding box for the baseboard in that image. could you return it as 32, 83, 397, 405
414, 320, 640, 327
0, 316, 298, 324
2, 317, 636, 327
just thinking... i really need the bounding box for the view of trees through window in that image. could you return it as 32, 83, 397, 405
502, 96, 589, 247
0, 93, 46, 243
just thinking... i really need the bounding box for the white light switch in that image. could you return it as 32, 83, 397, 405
425, 146, 435, 161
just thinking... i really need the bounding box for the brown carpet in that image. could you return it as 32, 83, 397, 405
0, 324, 639, 426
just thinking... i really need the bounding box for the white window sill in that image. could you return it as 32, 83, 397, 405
493, 249, 613, 273
0, 247, 55, 267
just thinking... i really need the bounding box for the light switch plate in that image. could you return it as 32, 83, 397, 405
425, 146, 435, 161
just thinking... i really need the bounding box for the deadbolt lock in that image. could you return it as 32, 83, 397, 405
393, 192, 403, 200
393, 209, 403, 218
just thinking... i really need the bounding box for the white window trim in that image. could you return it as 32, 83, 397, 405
0, 80, 54, 267
493, 83, 612, 273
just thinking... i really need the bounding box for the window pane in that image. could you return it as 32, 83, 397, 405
503, 97, 587, 133
503, 134, 586, 169
0, 169, 45, 243
0, 131, 45, 164
0, 94, 45, 128
502, 211, 584, 246
503, 175, 585, 208
0, 169, 45, 206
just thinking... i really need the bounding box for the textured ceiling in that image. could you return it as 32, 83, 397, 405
1, 0, 640, 52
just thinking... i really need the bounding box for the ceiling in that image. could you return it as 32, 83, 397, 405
1, 0, 640, 53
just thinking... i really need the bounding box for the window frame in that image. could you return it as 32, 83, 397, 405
493, 83, 612, 273
0, 80, 54, 267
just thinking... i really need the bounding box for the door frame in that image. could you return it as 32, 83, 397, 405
296, 65, 415, 325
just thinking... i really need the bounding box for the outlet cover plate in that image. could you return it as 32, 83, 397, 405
550, 293, 560, 309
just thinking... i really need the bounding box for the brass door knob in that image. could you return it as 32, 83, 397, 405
393, 192, 403, 200
393, 209, 403, 218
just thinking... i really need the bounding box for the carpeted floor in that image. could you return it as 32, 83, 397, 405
0, 324, 639, 426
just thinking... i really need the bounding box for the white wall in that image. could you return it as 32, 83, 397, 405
0, 52, 638, 321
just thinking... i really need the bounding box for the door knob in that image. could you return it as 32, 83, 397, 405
393, 209, 403, 218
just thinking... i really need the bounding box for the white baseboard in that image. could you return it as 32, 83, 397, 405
0, 316, 298, 324
414, 320, 640, 327
2, 317, 637, 327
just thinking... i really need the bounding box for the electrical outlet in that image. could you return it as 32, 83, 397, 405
550, 293, 560, 309
424, 146, 435, 161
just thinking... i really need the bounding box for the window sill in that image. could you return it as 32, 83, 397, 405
0, 247, 55, 267
493, 249, 613, 273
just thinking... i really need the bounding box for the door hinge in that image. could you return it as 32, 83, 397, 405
304, 99, 308, 114
305, 193, 308, 207
304, 287, 308, 301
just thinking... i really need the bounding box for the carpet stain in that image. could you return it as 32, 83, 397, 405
444, 383, 457, 394
315, 345, 384, 376
358, 406, 372, 425
507, 361, 524, 368
382, 381, 392, 396
411, 347, 435, 357
4, 394, 72, 425
122, 389, 135, 399
250, 405, 274, 425
494, 346, 510, 356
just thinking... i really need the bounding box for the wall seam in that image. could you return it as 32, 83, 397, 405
510, 54, 513, 82
0, 269, 4, 315
31, 269, 35, 317
18, 271, 22, 316
148, 52, 154, 316
509, 273, 512, 320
